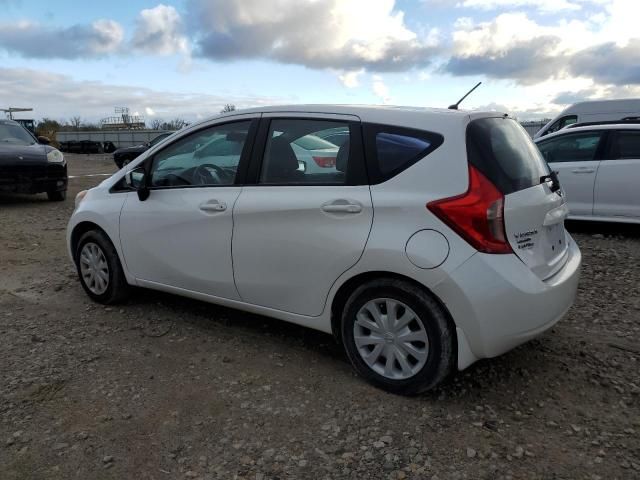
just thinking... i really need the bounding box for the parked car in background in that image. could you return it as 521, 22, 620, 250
291, 133, 341, 173
59, 139, 103, 154
68, 105, 580, 394
534, 99, 640, 139
536, 123, 640, 223
0, 119, 67, 201
113, 132, 173, 168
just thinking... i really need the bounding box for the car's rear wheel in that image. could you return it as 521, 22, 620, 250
47, 190, 66, 202
75, 229, 130, 304
341, 278, 455, 395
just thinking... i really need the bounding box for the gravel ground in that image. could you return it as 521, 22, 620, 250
1, 154, 639, 480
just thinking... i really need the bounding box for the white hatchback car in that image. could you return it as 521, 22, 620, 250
68, 105, 581, 395
535, 123, 640, 223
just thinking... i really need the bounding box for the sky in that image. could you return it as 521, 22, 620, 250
0, 0, 639, 124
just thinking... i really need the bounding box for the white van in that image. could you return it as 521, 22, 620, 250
534, 99, 640, 139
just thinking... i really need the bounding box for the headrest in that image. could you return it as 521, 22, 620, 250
267, 136, 299, 175
336, 139, 350, 172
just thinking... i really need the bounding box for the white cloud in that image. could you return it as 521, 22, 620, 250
0, 19, 123, 58
189, 0, 440, 71
90, 20, 124, 54
457, 0, 582, 13
338, 69, 364, 88
372, 75, 391, 103
0, 67, 285, 122
132, 4, 189, 55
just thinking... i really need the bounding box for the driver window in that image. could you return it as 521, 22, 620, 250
150, 121, 251, 188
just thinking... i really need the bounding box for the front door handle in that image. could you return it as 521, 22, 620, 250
321, 201, 362, 214
199, 201, 227, 212
571, 168, 595, 174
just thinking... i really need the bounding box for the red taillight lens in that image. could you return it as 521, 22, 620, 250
312, 156, 336, 168
427, 166, 512, 254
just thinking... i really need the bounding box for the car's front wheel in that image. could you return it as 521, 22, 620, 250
341, 278, 455, 395
75, 229, 130, 304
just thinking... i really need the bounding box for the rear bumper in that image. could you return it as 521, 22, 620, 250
433, 235, 581, 368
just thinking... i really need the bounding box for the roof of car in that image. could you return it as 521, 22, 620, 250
187, 104, 509, 132
535, 123, 640, 142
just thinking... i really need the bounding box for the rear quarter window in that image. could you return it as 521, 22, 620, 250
467, 117, 550, 195
363, 123, 444, 184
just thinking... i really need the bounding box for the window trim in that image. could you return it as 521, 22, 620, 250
602, 129, 640, 161
244, 117, 368, 187
537, 130, 608, 163
139, 118, 259, 191
362, 123, 444, 185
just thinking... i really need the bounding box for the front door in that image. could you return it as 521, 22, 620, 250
232, 115, 373, 316
594, 130, 640, 218
538, 130, 605, 216
119, 118, 257, 299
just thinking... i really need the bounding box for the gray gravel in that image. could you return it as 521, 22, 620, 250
0, 154, 639, 479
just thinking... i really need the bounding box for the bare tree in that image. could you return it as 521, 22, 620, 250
220, 104, 236, 114
69, 116, 82, 130
167, 118, 187, 130
150, 118, 163, 130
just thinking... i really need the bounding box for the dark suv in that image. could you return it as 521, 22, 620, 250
113, 132, 173, 168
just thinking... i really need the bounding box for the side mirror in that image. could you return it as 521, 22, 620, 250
38, 136, 50, 145
125, 165, 150, 201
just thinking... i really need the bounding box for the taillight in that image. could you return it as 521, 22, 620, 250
427, 165, 512, 254
312, 156, 336, 168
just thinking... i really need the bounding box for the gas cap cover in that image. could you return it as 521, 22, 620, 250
405, 229, 450, 269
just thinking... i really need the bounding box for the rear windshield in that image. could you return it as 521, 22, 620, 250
467, 117, 550, 194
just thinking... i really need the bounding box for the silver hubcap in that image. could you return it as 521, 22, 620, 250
354, 298, 429, 380
79, 242, 109, 295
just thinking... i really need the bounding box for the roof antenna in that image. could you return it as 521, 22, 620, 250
448, 82, 482, 110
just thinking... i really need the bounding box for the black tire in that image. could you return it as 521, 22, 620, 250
47, 190, 66, 202
75, 229, 130, 304
341, 278, 455, 395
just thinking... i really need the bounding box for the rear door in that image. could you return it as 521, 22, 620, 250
467, 117, 570, 279
594, 129, 640, 218
232, 114, 372, 316
536, 131, 605, 216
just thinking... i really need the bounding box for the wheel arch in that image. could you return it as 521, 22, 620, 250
329, 271, 458, 349
70, 221, 112, 265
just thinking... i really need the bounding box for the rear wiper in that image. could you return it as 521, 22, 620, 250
540, 171, 560, 192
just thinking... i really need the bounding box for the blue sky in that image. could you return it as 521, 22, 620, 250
0, 0, 638, 123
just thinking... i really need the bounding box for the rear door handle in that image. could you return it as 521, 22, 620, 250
321, 202, 362, 214
199, 201, 227, 212
571, 168, 595, 174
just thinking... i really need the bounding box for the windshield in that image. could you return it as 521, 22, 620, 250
0, 122, 36, 146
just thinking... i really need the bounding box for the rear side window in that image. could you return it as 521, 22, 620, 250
544, 115, 578, 136
607, 130, 640, 159
467, 117, 550, 194
537, 132, 603, 163
363, 124, 444, 184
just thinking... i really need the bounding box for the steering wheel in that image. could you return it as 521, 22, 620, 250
193, 163, 227, 185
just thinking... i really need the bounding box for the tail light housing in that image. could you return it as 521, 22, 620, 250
427, 165, 512, 254
312, 156, 336, 168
